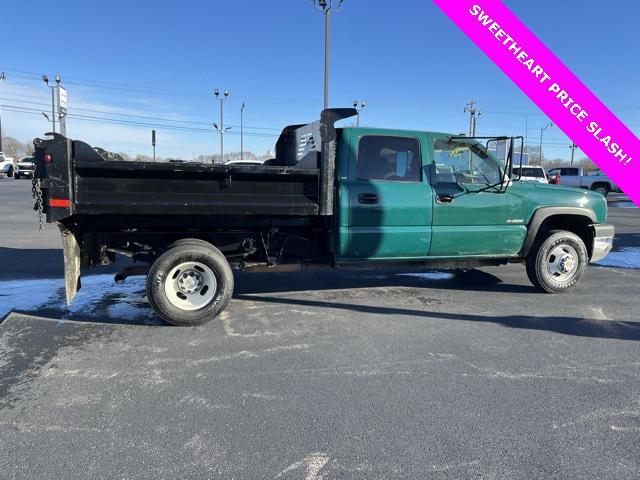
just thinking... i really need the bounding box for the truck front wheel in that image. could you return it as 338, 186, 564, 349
525, 231, 588, 293
147, 243, 234, 326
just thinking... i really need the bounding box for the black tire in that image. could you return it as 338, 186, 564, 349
146, 243, 234, 326
526, 231, 588, 293
6, 166, 13, 178
169, 238, 215, 250
591, 183, 610, 197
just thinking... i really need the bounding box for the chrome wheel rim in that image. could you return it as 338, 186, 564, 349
164, 261, 217, 311
595, 187, 607, 196
546, 244, 579, 282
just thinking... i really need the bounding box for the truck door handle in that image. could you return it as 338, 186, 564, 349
358, 193, 379, 205
436, 194, 455, 204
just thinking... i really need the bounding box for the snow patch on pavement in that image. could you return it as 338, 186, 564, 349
0, 274, 155, 322
0, 278, 63, 318
594, 247, 640, 269
397, 271, 455, 281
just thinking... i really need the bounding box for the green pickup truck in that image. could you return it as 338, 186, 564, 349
32, 108, 614, 326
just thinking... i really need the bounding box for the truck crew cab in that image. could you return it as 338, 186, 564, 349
31, 109, 614, 326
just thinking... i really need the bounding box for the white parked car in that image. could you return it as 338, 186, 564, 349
0, 152, 15, 177
15, 156, 36, 179
224, 159, 264, 166
546, 167, 620, 197
513, 165, 548, 183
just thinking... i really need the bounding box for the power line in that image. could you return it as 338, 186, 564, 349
0, 68, 319, 105
0, 93, 298, 125
0, 97, 282, 132
1, 105, 279, 138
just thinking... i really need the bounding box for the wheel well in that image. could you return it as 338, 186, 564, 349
534, 215, 593, 257
591, 182, 610, 190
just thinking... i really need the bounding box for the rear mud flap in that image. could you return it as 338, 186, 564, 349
59, 225, 81, 304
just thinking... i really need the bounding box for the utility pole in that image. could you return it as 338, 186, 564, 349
569, 142, 577, 167
240, 102, 245, 160
539, 122, 553, 166
213, 88, 231, 164
353, 100, 366, 127
0, 72, 5, 152
313, 0, 345, 110
464, 100, 482, 137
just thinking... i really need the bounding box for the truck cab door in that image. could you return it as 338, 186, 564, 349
337, 132, 432, 260
428, 135, 527, 257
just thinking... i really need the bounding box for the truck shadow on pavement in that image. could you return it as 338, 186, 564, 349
233, 293, 640, 342
3, 249, 636, 342
0, 247, 132, 281
234, 268, 535, 295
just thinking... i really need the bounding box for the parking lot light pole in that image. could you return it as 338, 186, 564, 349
313, 0, 345, 110
42, 75, 56, 134
353, 100, 366, 127
539, 122, 553, 165
0, 72, 5, 152
55, 75, 68, 137
214, 89, 230, 163
241, 102, 245, 160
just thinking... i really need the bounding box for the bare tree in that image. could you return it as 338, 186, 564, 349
0, 136, 32, 158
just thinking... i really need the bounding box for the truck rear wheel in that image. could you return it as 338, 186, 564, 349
526, 231, 588, 293
147, 243, 234, 326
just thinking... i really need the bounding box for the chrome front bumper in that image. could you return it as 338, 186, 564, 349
590, 224, 615, 262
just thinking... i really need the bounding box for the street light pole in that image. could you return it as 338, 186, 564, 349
313, 0, 345, 110
353, 100, 366, 127
539, 122, 553, 166
241, 102, 245, 160
42, 75, 58, 134
0, 72, 5, 152
214, 88, 231, 164
55, 75, 68, 137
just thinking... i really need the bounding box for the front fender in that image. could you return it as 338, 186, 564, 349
520, 207, 597, 257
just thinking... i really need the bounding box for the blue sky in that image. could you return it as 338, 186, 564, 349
1, 0, 638, 160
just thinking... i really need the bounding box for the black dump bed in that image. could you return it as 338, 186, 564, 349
33, 108, 355, 224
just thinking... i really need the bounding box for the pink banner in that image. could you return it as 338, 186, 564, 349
433, 0, 639, 207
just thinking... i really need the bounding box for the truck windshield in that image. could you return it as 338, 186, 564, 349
434, 139, 502, 185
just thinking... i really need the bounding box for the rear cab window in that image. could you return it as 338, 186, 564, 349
356, 135, 422, 182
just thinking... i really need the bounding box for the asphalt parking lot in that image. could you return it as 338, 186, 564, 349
1, 177, 639, 479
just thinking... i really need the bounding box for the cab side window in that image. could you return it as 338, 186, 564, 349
357, 136, 421, 182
